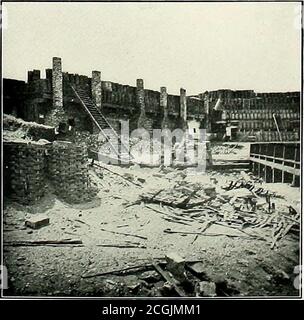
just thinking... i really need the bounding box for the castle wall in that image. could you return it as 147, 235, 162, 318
3, 57, 301, 142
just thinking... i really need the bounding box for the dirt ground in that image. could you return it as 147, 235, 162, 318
3, 159, 300, 298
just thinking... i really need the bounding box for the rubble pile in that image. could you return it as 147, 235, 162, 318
83, 253, 239, 297
3, 161, 300, 297
137, 170, 300, 250
211, 143, 243, 155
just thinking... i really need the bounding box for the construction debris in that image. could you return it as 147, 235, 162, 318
93, 162, 142, 187
134, 171, 300, 249
196, 281, 217, 297
96, 243, 146, 249
165, 252, 186, 282
152, 261, 187, 297
186, 262, 206, 278
25, 215, 50, 229
138, 270, 162, 283
100, 228, 147, 240
4, 239, 83, 247
3, 143, 300, 297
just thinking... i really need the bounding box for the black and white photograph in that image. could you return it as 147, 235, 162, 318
1, 0, 303, 300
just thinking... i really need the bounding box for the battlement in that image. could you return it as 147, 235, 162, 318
3, 57, 301, 141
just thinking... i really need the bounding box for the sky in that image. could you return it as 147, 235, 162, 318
2, 2, 302, 95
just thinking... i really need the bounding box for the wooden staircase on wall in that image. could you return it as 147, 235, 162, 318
70, 85, 132, 162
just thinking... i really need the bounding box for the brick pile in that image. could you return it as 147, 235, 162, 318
48, 142, 98, 203
4, 142, 47, 204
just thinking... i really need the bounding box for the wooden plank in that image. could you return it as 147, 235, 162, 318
250, 153, 299, 166
250, 157, 300, 176
152, 261, 186, 297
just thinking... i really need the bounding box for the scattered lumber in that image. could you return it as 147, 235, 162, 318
4, 239, 83, 247
82, 263, 156, 279
199, 220, 215, 233
162, 217, 191, 226
214, 221, 267, 241
152, 261, 186, 297
75, 219, 90, 227
96, 243, 146, 249
163, 228, 252, 239
145, 204, 193, 223
100, 228, 147, 240
93, 162, 142, 187
270, 222, 296, 249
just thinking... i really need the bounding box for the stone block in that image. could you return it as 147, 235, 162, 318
165, 252, 185, 280
25, 215, 50, 229
196, 281, 217, 297
138, 270, 161, 283
204, 185, 216, 197
187, 262, 205, 277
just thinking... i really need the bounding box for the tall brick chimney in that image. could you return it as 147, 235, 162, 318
180, 88, 187, 129
137, 79, 146, 129
136, 79, 145, 112
160, 86, 169, 129
45, 57, 65, 127
52, 57, 63, 108
91, 71, 102, 109
136, 79, 153, 132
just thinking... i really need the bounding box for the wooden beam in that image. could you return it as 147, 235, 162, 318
152, 261, 186, 297
250, 157, 300, 176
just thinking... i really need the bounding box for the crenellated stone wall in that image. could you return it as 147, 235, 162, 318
3, 57, 301, 142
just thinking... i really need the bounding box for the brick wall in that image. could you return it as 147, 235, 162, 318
4, 141, 98, 205
4, 142, 47, 204
47, 142, 98, 203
